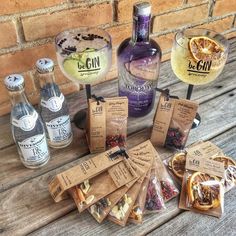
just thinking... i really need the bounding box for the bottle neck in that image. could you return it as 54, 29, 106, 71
37, 71, 55, 88
132, 14, 151, 43
9, 89, 29, 106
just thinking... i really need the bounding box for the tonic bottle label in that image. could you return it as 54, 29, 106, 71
41, 93, 64, 112
46, 115, 72, 142
12, 110, 38, 131
18, 134, 49, 164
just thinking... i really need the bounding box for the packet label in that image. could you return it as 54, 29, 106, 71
186, 155, 225, 178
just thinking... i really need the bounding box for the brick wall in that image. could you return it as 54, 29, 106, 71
0, 0, 235, 115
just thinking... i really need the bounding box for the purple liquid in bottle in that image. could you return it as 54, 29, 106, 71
118, 2, 161, 117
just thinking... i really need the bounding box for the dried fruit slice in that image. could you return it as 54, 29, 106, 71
187, 172, 221, 211
189, 36, 224, 63
170, 152, 186, 179
212, 156, 236, 191
212, 156, 236, 168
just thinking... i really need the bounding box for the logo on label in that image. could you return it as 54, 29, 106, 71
41, 93, 64, 112
12, 111, 38, 131
78, 56, 101, 73
187, 60, 212, 75
190, 158, 200, 167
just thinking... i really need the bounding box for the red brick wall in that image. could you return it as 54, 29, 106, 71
0, 0, 235, 115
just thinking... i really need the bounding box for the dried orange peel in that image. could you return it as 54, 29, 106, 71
189, 36, 225, 64
187, 172, 221, 211
212, 156, 236, 168
169, 152, 186, 179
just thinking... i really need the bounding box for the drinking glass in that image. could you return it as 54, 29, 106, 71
171, 28, 229, 127
55, 28, 112, 128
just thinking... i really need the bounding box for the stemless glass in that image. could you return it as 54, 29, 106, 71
171, 28, 229, 127
55, 28, 112, 128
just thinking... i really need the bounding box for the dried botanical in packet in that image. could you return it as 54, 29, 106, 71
153, 147, 179, 202
87, 140, 154, 223
144, 163, 165, 214
165, 99, 198, 150
86, 96, 106, 153
69, 160, 137, 213
179, 154, 225, 218
128, 169, 151, 224
165, 141, 224, 185
108, 176, 145, 226
49, 146, 124, 202
151, 92, 198, 150
105, 97, 128, 149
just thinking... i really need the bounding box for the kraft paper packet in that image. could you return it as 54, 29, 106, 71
105, 97, 128, 149
151, 94, 175, 146
107, 141, 156, 226
87, 160, 147, 223
165, 141, 224, 185
151, 93, 198, 150
152, 147, 179, 202
179, 155, 225, 218
49, 146, 125, 202
69, 158, 137, 212
87, 141, 154, 223
87, 97, 106, 153
165, 99, 198, 149
129, 169, 151, 224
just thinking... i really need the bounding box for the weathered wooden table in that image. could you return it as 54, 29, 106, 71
0, 38, 236, 236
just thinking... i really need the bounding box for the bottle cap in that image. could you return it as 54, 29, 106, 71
4, 74, 25, 91
133, 2, 151, 17
36, 58, 54, 73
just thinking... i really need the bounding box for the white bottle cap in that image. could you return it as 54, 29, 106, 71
133, 2, 151, 17
4, 74, 25, 91
36, 58, 54, 74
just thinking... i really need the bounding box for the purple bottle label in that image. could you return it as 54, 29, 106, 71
119, 56, 158, 116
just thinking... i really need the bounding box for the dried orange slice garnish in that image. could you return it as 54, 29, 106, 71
212, 156, 236, 190
189, 36, 224, 62
187, 172, 221, 211
170, 153, 186, 179
212, 156, 236, 168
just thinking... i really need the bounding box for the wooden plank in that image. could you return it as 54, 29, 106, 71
147, 186, 236, 235
1, 87, 236, 236
29, 126, 236, 236
0, 124, 89, 193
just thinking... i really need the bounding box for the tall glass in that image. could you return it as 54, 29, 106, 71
171, 28, 229, 127
55, 28, 112, 128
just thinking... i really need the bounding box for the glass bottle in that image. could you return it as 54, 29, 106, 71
35, 58, 73, 148
4, 74, 50, 168
118, 2, 162, 117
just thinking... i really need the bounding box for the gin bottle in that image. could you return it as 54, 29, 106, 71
35, 58, 73, 148
118, 2, 162, 117
4, 74, 50, 168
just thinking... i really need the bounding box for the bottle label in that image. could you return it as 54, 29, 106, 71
12, 110, 38, 131
46, 115, 72, 142
119, 57, 159, 113
18, 134, 49, 164
41, 93, 64, 112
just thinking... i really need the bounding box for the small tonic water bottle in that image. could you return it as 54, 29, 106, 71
4, 74, 50, 168
35, 58, 73, 148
